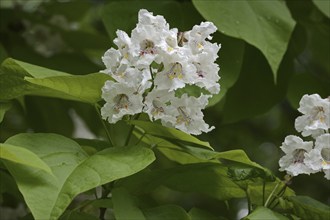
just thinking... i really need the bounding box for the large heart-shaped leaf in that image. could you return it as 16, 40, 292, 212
192, 0, 295, 80
3, 133, 155, 220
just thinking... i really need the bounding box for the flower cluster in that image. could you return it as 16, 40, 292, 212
279, 94, 330, 179
101, 9, 221, 135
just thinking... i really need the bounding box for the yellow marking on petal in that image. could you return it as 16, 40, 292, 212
167, 47, 173, 52
167, 62, 183, 80
197, 43, 203, 49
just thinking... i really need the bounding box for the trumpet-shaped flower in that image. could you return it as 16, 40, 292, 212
144, 89, 175, 121
163, 94, 214, 135
191, 52, 220, 94
101, 81, 149, 123
154, 52, 196, 91
295, 94, 330, 137
305, 134, 330, 180
279, 135, 315, 176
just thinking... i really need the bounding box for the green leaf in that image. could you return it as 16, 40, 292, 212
313, 0, 330, 17
112, 187, 146, 220
220, 45, 282, 123
244, 206, 289, 220
287, 73, 329, 109
130, 120, 212, 149
208, 34, 245, 107
289, 196, 330, 220
189, 207, 224, 220
24, 97, 74, 136
60, 211, 99, 220
192, 0, 295, 80
214, 150, 274, 181
24, 72, 111, 103
117, 163, 246, 201
247, 182, 295, 207
0, 58, 112, 103
3, 58, 70, 78
144, 205, 190, 220
0, 59, 111, 104
0, 143, 52, 174
102, 0, 213, 41
2, 133, 155, 220
0, 102, 11, 123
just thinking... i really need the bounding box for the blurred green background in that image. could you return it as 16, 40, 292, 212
0, 0, 329, 219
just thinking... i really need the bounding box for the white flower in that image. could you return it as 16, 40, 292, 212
130, 9, 178, 67
278, 135, 315, 176
101, 48, 122, 74
144, 89, 175, 121
183, 22, 219, 56
305, 134, 330, 180
101, 81, 148, 123
295, 94, 330, 137
113, 30, 133, 62
154, 52, 196, 91
99, 9, 221, 135
190, 52, 220, 94
163, 94, 214, 135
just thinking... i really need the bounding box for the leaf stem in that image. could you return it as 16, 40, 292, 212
264, 182, 280, 207
99, 185, 111, 220
125, 124, 135, 146
246, 190, 252, 213
95, 104, 114, 147
262, 180, 266, 205
125, 113, 141, 146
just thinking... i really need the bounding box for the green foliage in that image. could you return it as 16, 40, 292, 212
0, 143, 52, 174
0, 0, 329, 219
130, 120, 212, 149
144, 205, 190, 220
2, 133, 155, 219
112, 187, 146, 220
244, 206, 289, 220
0, 102, 11, 123
0, 58, 111, 103
192, 0, 295, 80
288, 196, 330, 220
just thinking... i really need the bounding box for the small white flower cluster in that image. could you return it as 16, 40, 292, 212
279, 94, 330, 179
101, 9, 221, 135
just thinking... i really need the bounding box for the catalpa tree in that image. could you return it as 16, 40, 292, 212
0, 1, 329, 220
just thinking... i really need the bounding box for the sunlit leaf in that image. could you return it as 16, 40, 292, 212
0, 143, 52, 174
24, 72, 111, 103
3, 133, 155, 220
0, 58, 112, 103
